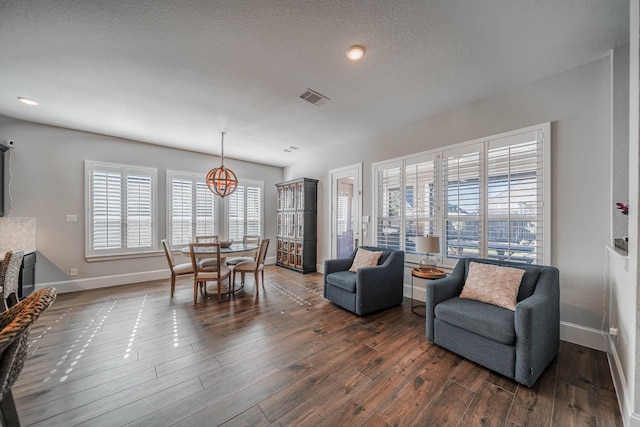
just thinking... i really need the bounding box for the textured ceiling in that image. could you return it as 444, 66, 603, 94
0, 0, 629, 167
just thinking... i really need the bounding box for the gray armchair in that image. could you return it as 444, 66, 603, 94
324, 246, 404, 316
426, 257, 559, 387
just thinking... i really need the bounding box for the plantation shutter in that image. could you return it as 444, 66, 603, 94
441, 144, 482, 264
227, 185, 245, 241
91, 165, 123, 252
405, 154, 437, 254
375, 161, 402, 250
126, 172, 154, 249
195, 181, 215, 237
171, 178, 193, 245
246, 184, 262, 236
486, 130, 544, 264
167, 171, 217, 246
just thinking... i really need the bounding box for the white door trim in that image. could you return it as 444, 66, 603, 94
330, 163, 363, 259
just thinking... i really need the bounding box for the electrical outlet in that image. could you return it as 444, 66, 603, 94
70, 268, 78, 276
66, 214, 77, 223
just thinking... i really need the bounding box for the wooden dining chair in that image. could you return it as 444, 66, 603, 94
0, 251, 24, 311
161, 240, 193, 297
189, 243, 231, 304
231, 239, 270, 293
195, 236, 220, 268
225, 236, 261, 286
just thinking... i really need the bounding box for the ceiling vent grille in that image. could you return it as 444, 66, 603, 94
300, 89, 330, 106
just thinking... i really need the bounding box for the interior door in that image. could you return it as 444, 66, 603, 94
331, 164, 362, 259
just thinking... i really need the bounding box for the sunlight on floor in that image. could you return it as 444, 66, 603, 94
267, 279, 313, 306
42, 300, 116, 384
173, 309, 179, 347
124, 295, 147, 359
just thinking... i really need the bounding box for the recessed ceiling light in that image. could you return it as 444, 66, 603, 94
346, 45, 366, 61
17, 97, 38, 106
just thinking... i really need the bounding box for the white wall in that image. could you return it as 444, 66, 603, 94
0, 116, 283, 292
608, 43, 636, 426
286, 56, 612, 339
613, 45, 630, 241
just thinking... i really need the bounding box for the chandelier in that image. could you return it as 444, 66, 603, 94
206, 131, 238, 198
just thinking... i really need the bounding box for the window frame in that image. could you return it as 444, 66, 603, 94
373, 123, 551, 267
85, 160, 158, 258
166, 170, 220, 248
224, 179, 265, 241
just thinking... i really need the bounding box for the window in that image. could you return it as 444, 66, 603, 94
373, 124, 550, 266
167, 171, 217, 247
86, 161, 157, 257
226, 180, 263, 241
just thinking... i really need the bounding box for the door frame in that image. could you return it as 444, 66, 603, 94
330, 162, 363, 259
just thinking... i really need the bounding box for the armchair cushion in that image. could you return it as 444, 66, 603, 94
326, 271, 357, 293
459, 262, 525, 310
435, 297, 515, 345
463, 258, 540, 302
348, 248, 382, 272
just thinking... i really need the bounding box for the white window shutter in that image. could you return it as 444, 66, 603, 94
442, 144, 482, 264
375, 161, 402, 250
171, 178, 193, 246
91, 166, 123, 251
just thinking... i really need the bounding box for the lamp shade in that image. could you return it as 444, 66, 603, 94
416, 236, 440, 254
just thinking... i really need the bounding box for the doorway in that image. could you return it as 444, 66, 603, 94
330, 163, 362, 259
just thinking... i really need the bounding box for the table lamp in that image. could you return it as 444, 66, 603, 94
415, 236, 440, 272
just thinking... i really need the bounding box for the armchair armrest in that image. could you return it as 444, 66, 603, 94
324, 258, 353, 276
514, 266, 559, 387
355, 250, 404, 315
425, 261, 466, 341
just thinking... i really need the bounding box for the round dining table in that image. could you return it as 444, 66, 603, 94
179, 243, 259, 258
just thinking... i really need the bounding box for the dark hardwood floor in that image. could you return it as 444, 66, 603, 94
14, 266, 621, 426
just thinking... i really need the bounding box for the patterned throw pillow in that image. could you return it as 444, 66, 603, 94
348, 248, 383, 272
459, 262, 526, 311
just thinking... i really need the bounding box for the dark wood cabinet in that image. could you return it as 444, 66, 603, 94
276, 178, 317, 273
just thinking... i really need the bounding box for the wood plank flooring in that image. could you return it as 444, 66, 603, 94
14, 266, 622, 426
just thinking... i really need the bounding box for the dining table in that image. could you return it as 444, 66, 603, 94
179, 243, 259, 259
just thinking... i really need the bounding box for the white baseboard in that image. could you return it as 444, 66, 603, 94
36, 269, 169, 293
559, 321, 609, 352
607, 335, 634, 427
38, 258, 280, 294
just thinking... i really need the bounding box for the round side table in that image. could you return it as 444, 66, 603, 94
411, 267, 447, 316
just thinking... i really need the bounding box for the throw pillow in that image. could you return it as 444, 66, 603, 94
348, 248, 383, 272
459, 262, 526, 311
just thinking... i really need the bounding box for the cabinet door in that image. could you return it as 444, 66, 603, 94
288, 240, 296, 265
295, 242, 303, 269
296, 212, 304, 238
276, 213, 283, 237
296, 181, 305, 210
277, 186, 284, 211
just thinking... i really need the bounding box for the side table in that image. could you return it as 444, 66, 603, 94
411, 267, 446, 316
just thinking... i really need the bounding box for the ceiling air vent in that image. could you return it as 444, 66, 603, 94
300, 89, 330, 106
